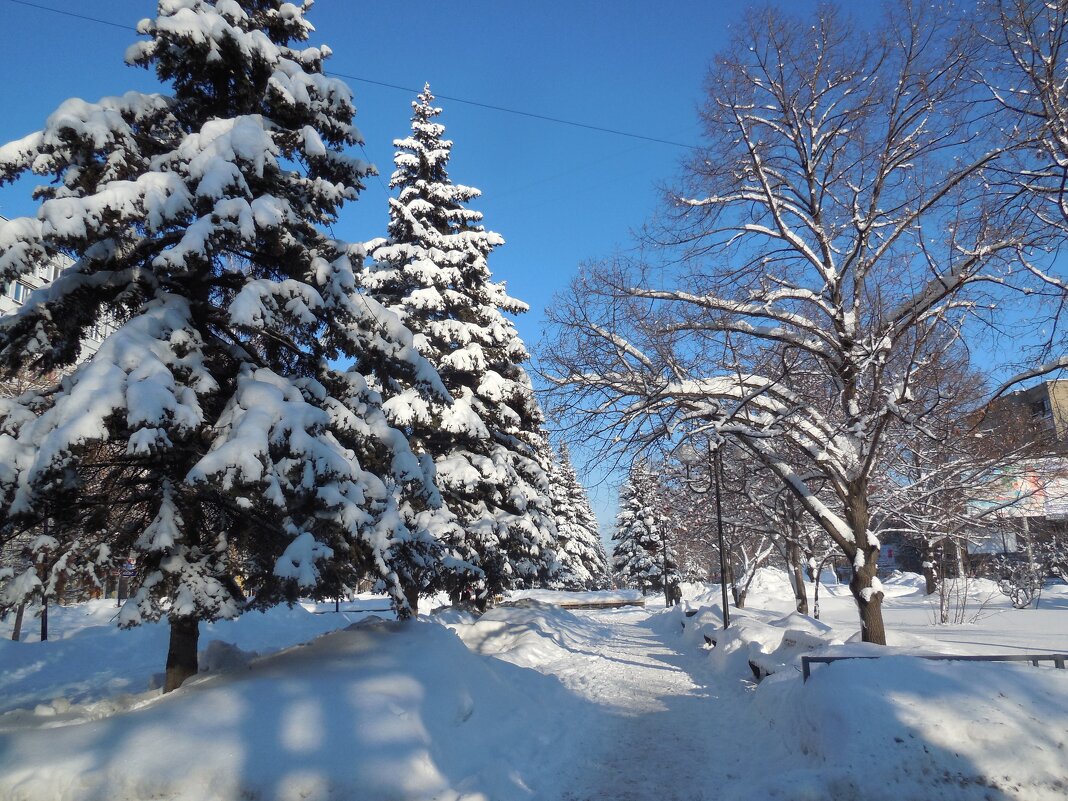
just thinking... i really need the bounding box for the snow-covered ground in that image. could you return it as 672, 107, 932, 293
1, 572, 1067, 800
0, 596, 393, 715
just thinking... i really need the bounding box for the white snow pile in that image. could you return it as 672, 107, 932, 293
879, 569, 929, 596
665, 573, 1068, 800
751, 656, 1068, 800
0, 618, 586, 801
451, 600, 611, 670
0, 598, 390, 715
652, 600, 847, 679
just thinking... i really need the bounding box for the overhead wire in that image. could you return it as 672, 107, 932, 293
7, 0, 132, 30
3, 0, 698, 151
336, 75, 697, 150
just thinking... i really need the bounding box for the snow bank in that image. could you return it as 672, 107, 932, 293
452, 601, 610, 670
0, 599, 390, 714
0, 619, 586, 801
672, 576, 1068, 798
654, 603, 845, 681
752, 656, 1068, 800
745, 566, 799, 599
669, 582, 970, 683
880, 569, 928, 595
679, 567, 849, 611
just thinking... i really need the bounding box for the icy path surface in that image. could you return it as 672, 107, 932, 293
534, 607, 764, 801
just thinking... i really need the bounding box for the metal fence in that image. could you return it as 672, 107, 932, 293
801, 652, 1068, 682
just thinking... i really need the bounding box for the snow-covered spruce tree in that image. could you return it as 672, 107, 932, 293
0, 1, 446, 690
549, 442, 609, 590
612, 461, 679, 602
363, 85, 558, 604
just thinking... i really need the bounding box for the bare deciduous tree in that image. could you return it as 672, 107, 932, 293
544, 2, 1048, 643
873, 359, 1047, 622
980, 0, 1068, 382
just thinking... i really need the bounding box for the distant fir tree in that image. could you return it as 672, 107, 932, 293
364, 85, 558, 604
549, 442, 609, 590
612, 461, 679, 602
0, 0, 445, 690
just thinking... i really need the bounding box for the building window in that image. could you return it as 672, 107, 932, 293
86, 313, 119, 343
6, 281, 30, 304
1031, 398, 1051, 419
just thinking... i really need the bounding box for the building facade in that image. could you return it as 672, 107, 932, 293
999, 379, 1068, 451
0, 215, 111, 358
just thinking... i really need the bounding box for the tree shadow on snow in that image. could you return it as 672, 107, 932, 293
555, 613, 1050, 801
0, 619, 601, 801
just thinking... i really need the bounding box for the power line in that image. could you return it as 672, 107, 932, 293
337, 74, 696, 150
7, 0, 132, 30
4, 0, 698, 151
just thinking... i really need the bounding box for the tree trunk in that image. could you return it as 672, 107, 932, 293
845, 483, 886, 644
789, 541, 809, 615
163, 617, 200, 693
726, 558, 742, 607
850, 555, 886, 643
11, 603, 25, 641
855, 585, 886, 643
955, 538, 968, 582
812, 568, 821, 620
403, 582, 420, 618
40, 599, 48, 642
922, 540, 938, 596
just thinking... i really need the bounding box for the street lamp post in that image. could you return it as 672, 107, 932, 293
678, 439, 730, 630
662, 528, 671, 608
713, 447, 731, 630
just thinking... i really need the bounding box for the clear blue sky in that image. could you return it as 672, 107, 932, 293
0, 0, 883, 536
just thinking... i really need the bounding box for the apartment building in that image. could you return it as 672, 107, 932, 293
966, 379, 1068, 556
0, 215, 111, 357
1005, 379, 1068, 447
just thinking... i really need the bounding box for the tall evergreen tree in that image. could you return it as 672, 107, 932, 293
612, 461, 679, 601
0, 1, 444, 689
364, 85, 558, 604
549, 442, 609, 590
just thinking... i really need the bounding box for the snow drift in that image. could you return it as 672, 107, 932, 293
0, 619, 586, 801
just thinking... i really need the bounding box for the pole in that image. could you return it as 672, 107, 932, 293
663, 532, 670, 608
714, 448, 730, 629
11, 603, 25, 641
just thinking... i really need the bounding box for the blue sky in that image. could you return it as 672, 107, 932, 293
0, 0, 906, 536
0, 0, 754, 529
0, 0, 745, 339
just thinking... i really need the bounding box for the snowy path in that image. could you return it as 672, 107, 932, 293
5, 587, 1068, 800
533, 607, 766, 801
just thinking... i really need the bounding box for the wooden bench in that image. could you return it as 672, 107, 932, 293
554, 599, 646, 609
